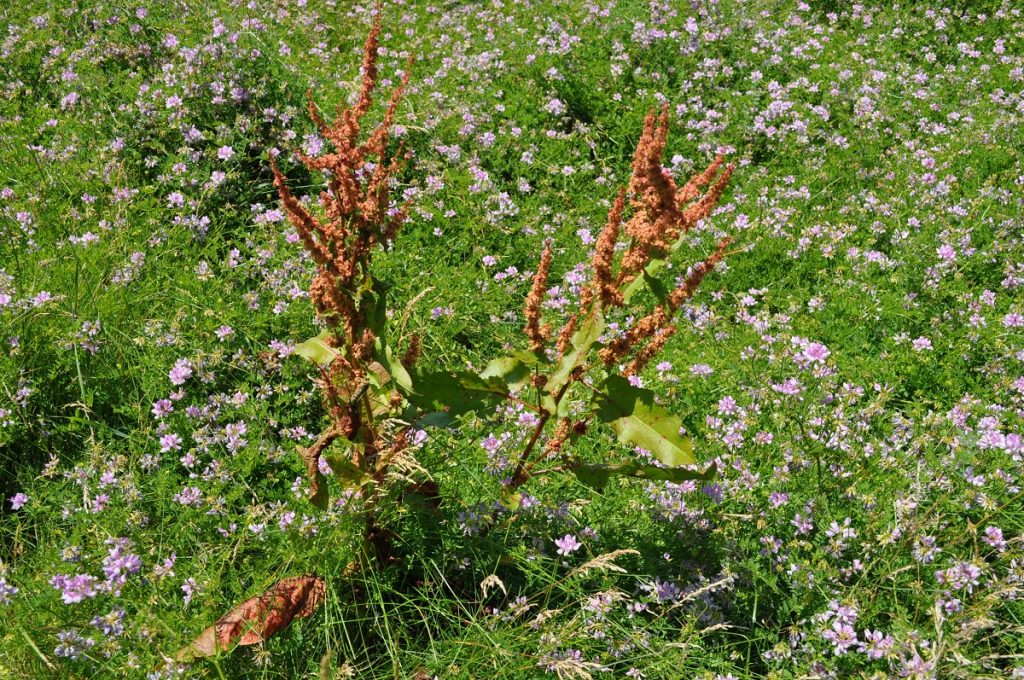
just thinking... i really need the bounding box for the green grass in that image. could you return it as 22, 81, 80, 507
2, 0, 1024, 678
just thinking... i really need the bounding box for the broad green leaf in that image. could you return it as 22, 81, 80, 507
569, 460, 716, 491
373, 339, 412, 393
360, 282, 388, 340
622, 258, 667, 304
479, 350, 544, 387
407, 409, 455, 429
325, 454, 371, 489
511, 349, 550, 366
546, 310, 604, 396
592, 374, 695, 467
365, 361, 391, 391
540, 392, 570, 418
406, 369, 500, 419
454, 370, 514, 396
642, 270, 669, 305
293, 330, 339, 365
481, 357, 530, 388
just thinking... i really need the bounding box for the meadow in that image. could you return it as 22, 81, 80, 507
1, 0, 1023, 678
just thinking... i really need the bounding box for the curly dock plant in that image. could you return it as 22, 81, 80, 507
502, 104, 733, 492
272, 13, 735, 566
269, 14, 416, 561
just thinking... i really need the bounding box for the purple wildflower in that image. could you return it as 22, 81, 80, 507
181, 577, 201, 605
0, 577, 17, 604
554, 534, 582, 556
54, 630, 95, 660
50, 573, 98, 604
859, 629, 895, 660
168, 358, 193, 386
911, 336, 932, 352
91, 608, 125, 637
982, 526, 1006, 552
151, 399, 173, 418
173, 486, 203, 507
821, 619, 858, 656
102, 541, 142, 587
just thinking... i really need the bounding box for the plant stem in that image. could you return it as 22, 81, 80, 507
511, 378, 572, 485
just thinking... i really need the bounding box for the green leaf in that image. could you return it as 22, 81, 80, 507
514, 349, 549, 364
622, 258, 667, 304
569, 460, 716, 491
486, 349, 551, 393
540, 393, 565, 418
406, 369, 500, 419
360, 282, 388, 340
293, 330, 339, 365
480, 356, 535, 392
325, 454, 371, 489
546, 310, 604, 396
592, 374, 695, 467
407, 409, 456, 429
374, 339, 413, 393
455, 370, 513, 395
642, 269, 669, 305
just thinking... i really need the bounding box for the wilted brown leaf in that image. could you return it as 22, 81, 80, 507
177, 574, 326, 661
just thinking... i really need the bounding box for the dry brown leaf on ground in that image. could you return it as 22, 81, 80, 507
176, 574, 326, 661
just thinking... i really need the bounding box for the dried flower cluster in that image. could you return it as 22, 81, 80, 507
527, 104, 734, 376
524, 243, 554, 351
509, 107, 734, 487
270, 10, 413, 507
271, 19, 409, 345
